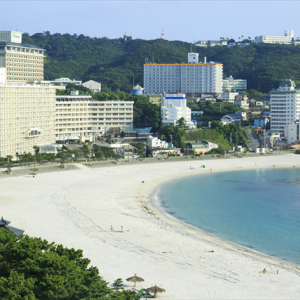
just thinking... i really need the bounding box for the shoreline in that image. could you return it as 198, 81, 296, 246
150, 172, 300, 271
144, 166, 300, 273
1, 154, 300, 299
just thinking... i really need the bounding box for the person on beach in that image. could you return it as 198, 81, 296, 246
142, 180, 144, 183
263, 268, 267, 274
121, 226, 123, 232
277, 270, 279, 274
111, 225, 113, 231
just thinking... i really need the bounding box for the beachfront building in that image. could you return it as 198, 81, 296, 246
0, 82, 57, 158
221, 91, 239, 102
223, 76, 247, 91
284, 121, 300, 144
143, 53, 223, 96
147, 135, 173, 150
82, 80, 101, 93
0, 31, 45, 84
255, 29, 294, 44
161, 93, 194, 128
270, 79, 300, 134
184, 141, 218, 155
55, 91, 134, 143
50, 78, 82, 86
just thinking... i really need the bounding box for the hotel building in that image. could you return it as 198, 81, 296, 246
0, 83, 56, 158
270, 79, 300, 134
0, 31, 45, 83
161, 93, 194, 128
55, 91, 134, 143
255, 29, 294, 45
143, 53, 223, 95
222, 75, 247, 91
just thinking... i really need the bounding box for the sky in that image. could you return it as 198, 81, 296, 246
1, 1, 300, 42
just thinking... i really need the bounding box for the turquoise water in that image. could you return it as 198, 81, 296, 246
158, 169, 300, 265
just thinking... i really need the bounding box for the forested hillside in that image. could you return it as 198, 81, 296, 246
23, 32, 300, 93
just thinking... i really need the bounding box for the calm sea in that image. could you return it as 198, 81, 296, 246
158, 168, 300, 265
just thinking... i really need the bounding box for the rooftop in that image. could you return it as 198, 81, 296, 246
0, 41, 44, 50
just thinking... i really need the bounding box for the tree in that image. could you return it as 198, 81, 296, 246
176, 117, 185, 128
45, 153, 56, 165
56, 148, 71, 166
0, 230, 140, 300
131, 142, 146, 157
112, 278, 124, 291
33, 145, 39, 169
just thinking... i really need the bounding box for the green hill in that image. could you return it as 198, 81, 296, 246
22, 32, 300, 93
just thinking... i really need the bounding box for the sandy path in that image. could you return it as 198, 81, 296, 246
1, 154, 300, 299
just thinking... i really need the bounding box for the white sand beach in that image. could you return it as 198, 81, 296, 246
1, 154, 300, 299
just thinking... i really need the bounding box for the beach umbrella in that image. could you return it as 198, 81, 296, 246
29, 172, 37, 177
126, 274, 144, 287
146, 285, 166, 297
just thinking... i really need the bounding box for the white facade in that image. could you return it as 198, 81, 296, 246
147, 136, 170, 149
55, 93, 133, 142
0, 83, 56, 158
223, 76, 247, 91
50, 78, 82, 86
82, 80, 101, 93
188, 53, 199, 63
221, 91, 239, 102
0, 67, 6, 84
270, 79, 300, 134
144, 53, 223, 95
195, 40, 227, 47
161, 94, 193, 127
255, 29, 294, 44
0, 39, 45, 84
0, 31, 22, 43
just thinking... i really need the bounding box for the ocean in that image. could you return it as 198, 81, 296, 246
158, 168, 300, 265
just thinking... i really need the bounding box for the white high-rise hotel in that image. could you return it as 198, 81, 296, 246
270, 79, 300, 134
143, 53, 223, 95
0, 31, 134, 158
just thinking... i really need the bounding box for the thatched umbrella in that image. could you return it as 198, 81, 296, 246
29, 172, 37, 177
146, 285, 166, 297
126, 274, 144, 287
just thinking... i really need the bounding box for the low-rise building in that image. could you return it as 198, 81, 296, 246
254, 116, 269, 129
284, 121, 299, 144
255, 29, 294, 44
223, 76, 247, 91
195, 40, 227, 47
147, 135, 174, 150
146, 93, 164, 105
184, 141, 218, 155
82, 80, 101, 93
55, 91, 133, 143
221, 91, 239, 102
50, 78, 82, 86
220, 111, 244, 125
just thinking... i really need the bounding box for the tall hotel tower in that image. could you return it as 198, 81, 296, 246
143, 53, 223, 95
0, 31, 56, 158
